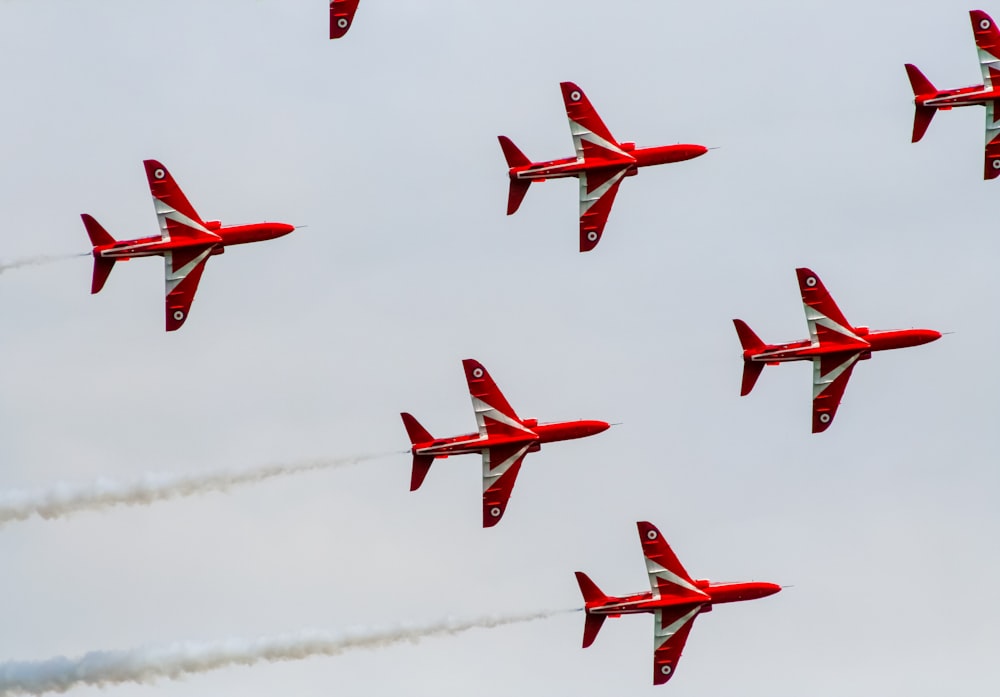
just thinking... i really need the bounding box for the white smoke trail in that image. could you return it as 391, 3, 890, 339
0, 253, 88, 274
0, 451, 402, 526
0, 609, 572, 695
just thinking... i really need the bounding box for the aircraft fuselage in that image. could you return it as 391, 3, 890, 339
587, 580, 781, 617
509, 143, 707, 182
411, 419, 610, 458
744, 327, 941, 364
94, 222, 295, 261
917, 84, 1000, 109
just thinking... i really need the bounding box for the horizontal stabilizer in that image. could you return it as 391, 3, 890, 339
506, 179, 531, 215
91, 257, 115, 295
581, 612, 606, 649
911, 106, 936, 143
575, 572, 609, 648
410, 454, 435, 492
740, 361, 765, 397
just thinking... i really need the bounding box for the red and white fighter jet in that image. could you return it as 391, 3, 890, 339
329, 0, 359, 39
733, 268, 941, 433
401, 359, 609, 527
83, 160, 295, 331
575, 521, 780, 686
498, 82, 707, 252
906, 9, 1000, 178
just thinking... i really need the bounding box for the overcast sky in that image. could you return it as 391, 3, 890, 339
0, 1, 996, 695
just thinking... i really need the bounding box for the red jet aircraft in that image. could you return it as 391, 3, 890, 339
330, 0, 359, 39
575, 521, 780, 686
83, 160, 295, 331
498, 82, 707, 252
401, 359, 609, 527
906, 9, 1000, 178
733, 268, 941, 433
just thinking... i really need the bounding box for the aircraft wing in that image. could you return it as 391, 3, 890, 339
985, 101, 1000, 179
143, 160, 222, 244
652, 605, 701, 685
795, 268, 869, 349
330, 0, 360, 39
579, 167, 629, 252
560, 82, 634, 163
481, 442, 531, 527
164, 246, 215, 331
812, 352, 862, 433
971, 10, 1000, 89
463, 359, 534, 439
638, 522, 711, 601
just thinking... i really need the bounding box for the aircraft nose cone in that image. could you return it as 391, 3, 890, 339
275, 223, 296, 236
918, 329, 943, 345
587, 420, 611, 436
760, 582, 783, 598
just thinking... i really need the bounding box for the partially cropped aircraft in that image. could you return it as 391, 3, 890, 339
330, 0, 359, 39
905, 9, 1000, 178
733, 268, 941, 433
401, 359, 609, 527
498, 82, 707, 252
575, 521, 780, 686
83, 160, 295, 331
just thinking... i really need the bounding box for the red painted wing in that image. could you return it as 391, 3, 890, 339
652, 605, 701, 685
795, 268, 868, 348
560, 82, 621, 155
638, 522, 709, 601
143, 160, 220, 244
972, 11, 1000, 88
579, 167, 628, 252
811, 353, 861, 433
481, 442, 531, 527
330, 0, 360, 39
985, 102, 1000, 179
463, 359, 532, 439
164, 246, 214, 332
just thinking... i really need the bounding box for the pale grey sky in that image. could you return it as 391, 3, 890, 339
0, 1, 996, 695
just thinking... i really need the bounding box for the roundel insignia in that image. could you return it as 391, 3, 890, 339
173, 310, 185, 321
819, 413, 831, 424
337, 18, 349, 28
646, 529, 658, 540
473, 367, 484, 379
992, 159, 1000, 170
154, 168, 166, 180
490, 506, 501, 518
982, 18, 992, 29
806, 276, 817, 287
660, 665, 672, 676
586, 231, 598, 242
570, 90, 582, 102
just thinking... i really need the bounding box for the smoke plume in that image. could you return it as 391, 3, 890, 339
0, 451, 401, 526
0, 253, 88, 274
0, 609, 571, 695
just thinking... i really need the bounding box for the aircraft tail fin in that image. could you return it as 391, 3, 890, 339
498, 135, 531, 168
82, 213, 115, 247
82, 214, 117, 294
733, 319, 765, 352
401, 413, 436, 491
498, 137, 532, 215
733, 319, 766, 396
574, 572, 609, 648
904, 64, 938, 143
